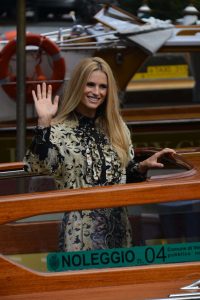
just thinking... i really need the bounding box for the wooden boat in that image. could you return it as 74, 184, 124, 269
0, 148, 200, 299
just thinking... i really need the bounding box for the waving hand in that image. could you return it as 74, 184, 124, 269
32, 82, 59, 127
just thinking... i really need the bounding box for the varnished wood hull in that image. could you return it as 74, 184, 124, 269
0, 150, 200, 299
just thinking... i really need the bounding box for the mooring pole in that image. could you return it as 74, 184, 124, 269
16, 0, 26, 161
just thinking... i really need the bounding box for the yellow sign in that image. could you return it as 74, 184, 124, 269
133, 64, 189, 80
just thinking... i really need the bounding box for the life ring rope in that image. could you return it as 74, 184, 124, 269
0, 32, 66, 103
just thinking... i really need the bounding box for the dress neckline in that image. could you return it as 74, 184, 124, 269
74, 111, 96, 126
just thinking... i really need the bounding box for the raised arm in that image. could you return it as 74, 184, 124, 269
24, 83, 63, 176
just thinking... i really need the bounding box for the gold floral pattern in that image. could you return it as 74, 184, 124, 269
24, 114, 133, 251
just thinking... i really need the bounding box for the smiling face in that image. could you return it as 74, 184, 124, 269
76, 70, 108, 118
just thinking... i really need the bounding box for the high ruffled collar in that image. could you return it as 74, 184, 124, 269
74, 111, 96, 126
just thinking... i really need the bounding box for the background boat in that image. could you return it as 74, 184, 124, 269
1, 4, 200, 161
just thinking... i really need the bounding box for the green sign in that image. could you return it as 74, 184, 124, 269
47, 242, 200, 272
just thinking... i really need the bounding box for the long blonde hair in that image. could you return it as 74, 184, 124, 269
53, 57, 131, 167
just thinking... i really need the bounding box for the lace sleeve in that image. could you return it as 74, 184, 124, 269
126, 159, 147, 183
23, 126, 64, 176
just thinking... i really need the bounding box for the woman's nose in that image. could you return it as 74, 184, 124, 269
92, 85, 100, 94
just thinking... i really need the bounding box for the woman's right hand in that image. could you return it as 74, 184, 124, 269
32, 82, 59, 127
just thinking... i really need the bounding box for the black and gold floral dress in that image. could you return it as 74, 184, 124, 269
24, 113, 136, 252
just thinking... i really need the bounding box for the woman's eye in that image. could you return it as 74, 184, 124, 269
87, 82, 95, 87
100, 84, 107, 89
86, 82, 108, 89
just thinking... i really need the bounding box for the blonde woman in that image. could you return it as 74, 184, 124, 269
24, 57, 175, 251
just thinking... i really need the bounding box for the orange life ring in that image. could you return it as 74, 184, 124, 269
0, 30, 17, 41
0, 32, 66, 102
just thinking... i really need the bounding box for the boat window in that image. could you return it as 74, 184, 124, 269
1, 200, 200, 273
0, 173, 57, 196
